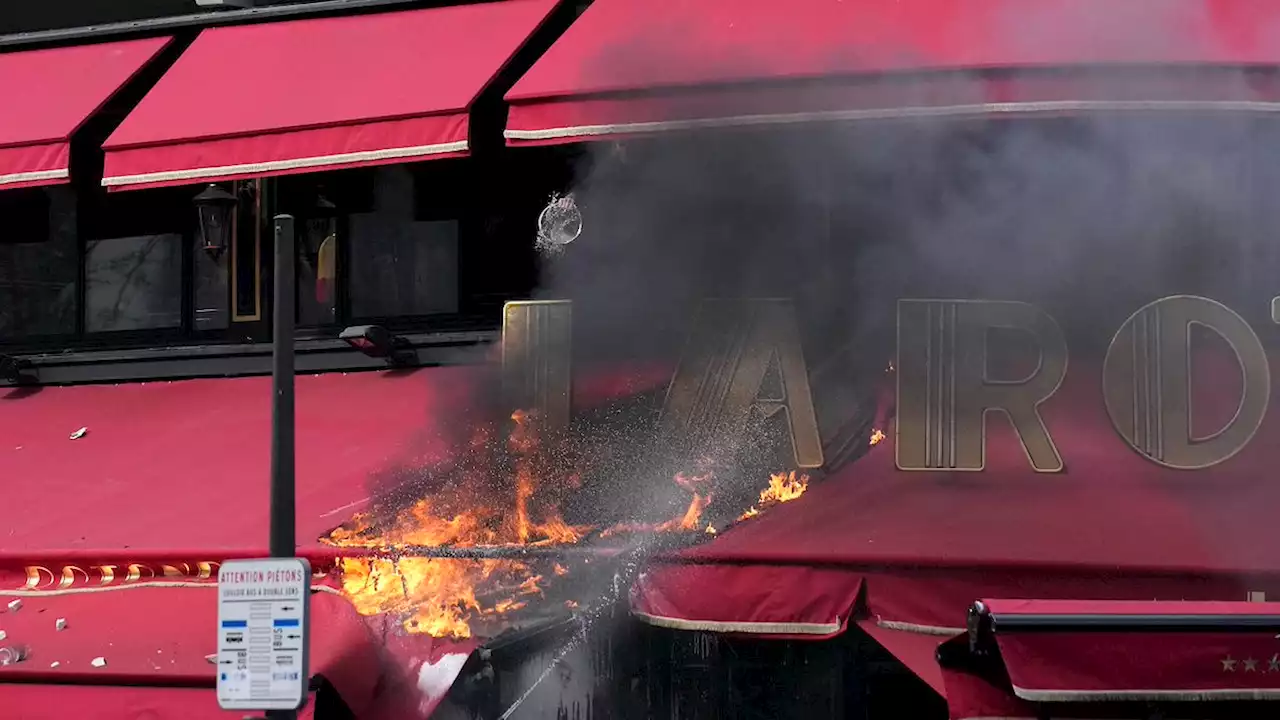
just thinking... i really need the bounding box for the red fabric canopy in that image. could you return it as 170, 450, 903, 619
0, 365, 669, 718
0, 370, 489, 718
630, 350, 1280, 715
0, 684, 314, 720
981, 599, 1280, 702
506, 0, 1280, 145
102, 0, 557, 191
0, 37, 169, 190
0, 371, 473, 551
0, 587, 369, 707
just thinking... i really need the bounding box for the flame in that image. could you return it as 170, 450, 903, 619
327, 410, 592, 639
869, 428, 886, 446
656, 470, 714, 532
599, 468, 717, 537
738, 471, 810, 521
329, 404, 819, 640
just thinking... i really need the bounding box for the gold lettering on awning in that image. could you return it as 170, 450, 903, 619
501, 300, 573, 432
660, 299, 822, 468
896, 299, 1067, 472
1103, 295, 1269, 470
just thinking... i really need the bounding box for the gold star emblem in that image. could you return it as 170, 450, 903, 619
1269, 654, 1280, 673
1223, 655, 1238, 672
1245, 657, 1259, 672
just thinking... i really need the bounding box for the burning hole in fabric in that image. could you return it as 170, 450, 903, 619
323, 404, 825, 639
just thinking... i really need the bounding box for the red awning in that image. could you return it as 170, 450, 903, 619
0, 587, 363, 715
979, 599, 1280, 702
102, 0, 557, 191
0, 38, 170, 189
0, 369, 498, 718
0, 371, 477, 551
506, 0, 1280, 145
629, 353, 1280, 713
0, 684, 314, 720
631, 562, 861, 637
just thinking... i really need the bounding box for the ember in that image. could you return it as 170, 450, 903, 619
869, 428, 885, 446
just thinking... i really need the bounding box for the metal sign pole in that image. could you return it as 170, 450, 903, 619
268, 214, 297, 720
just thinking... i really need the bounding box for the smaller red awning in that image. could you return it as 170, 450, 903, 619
630, 563, 861, 638
977, 599, 1280, 703
102, 0, 557, 190
506, 0, 1280, 146
0, 38, 170, 190
0, 586, 365, 716
0, 684, 314, 720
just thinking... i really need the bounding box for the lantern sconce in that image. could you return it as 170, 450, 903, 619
192, 183, 240, 261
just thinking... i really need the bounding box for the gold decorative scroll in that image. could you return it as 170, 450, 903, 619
501, 300, 573, 431
21, 561, 223, 591
1103, 295, 1270, 470
660, 299, 823, 468
896, 299, 1068, 472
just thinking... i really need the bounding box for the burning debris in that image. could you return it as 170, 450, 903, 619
326, 409, 816, 639
325, 410, 596, 639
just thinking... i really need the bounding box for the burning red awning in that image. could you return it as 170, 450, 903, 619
0, 364, 674, 717
505, 0, 1280, 146
629, 347, 1280, 712
101, 0, 557, 190
0, 37, 170, 189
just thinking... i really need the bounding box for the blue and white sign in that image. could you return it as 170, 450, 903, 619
216, 558, 311, 711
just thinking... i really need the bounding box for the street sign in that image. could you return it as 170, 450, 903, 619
216, 558, 311, 711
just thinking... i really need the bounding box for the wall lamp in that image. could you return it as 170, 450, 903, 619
193, 183, 255, 261
340, 325, 415, 367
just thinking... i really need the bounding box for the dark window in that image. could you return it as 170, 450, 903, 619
349, 166, 459, 319
0, 187, 78, 339
279, 164, 464, 331
297, 211, 338, 327
84, 234, 182, 333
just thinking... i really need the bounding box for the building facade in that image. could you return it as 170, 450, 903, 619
6, 2, 1280, 720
